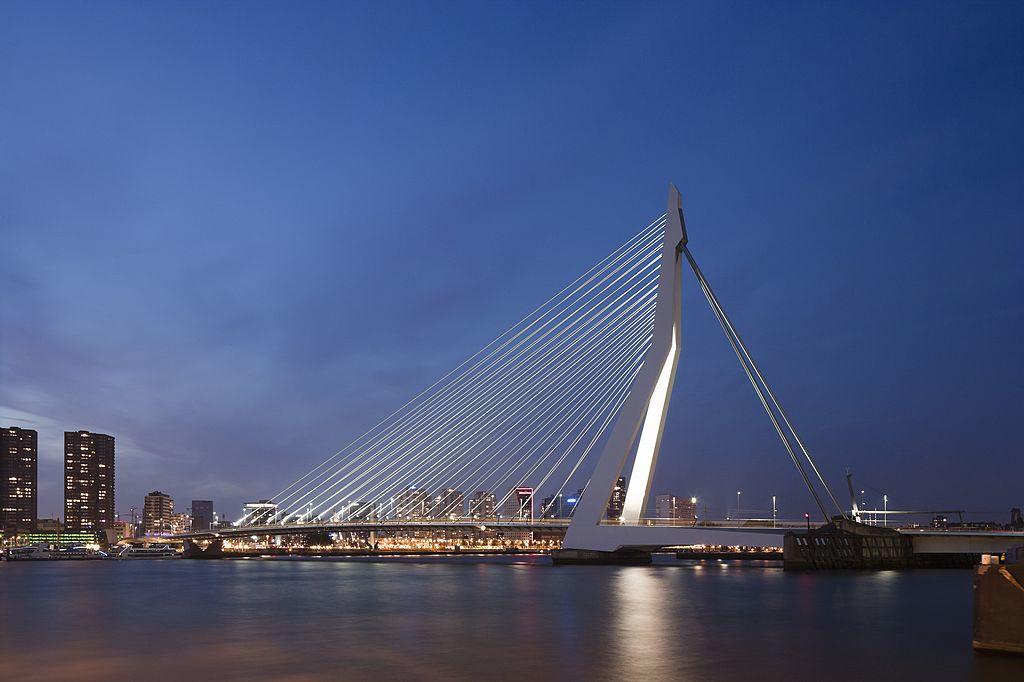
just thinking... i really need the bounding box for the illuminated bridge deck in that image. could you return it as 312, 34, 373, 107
175, 521, 1024, 555
177, 518, 820, 541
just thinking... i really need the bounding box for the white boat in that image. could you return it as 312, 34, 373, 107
56, 545, 109, 560
6, 544, 54, 561
117, 544, 179, 559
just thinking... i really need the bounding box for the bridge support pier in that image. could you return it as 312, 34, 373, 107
551, 548, 652, 565
182, 538, 224, 560
783, 518, 980, 570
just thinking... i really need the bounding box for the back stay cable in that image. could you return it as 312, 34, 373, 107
681, 245, 846, 522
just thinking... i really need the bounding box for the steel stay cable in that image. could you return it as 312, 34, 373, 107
274, 238, 664, 518
248, 218, 664, 521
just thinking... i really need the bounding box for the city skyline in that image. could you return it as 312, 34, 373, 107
2, 3, 1022, 522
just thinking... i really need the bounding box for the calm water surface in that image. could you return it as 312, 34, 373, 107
1, 555, 1021, 681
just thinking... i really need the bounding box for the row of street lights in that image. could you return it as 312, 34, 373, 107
731, 489, 891, 527
733, 490, 776, 527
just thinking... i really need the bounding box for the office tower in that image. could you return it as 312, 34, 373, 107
1, 427, 38, 533
143, 490, 174, 535
64, 431, 115, 532
606, 476, 626, 520
191, 500, 214, 531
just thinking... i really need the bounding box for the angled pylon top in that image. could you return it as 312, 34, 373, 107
668, 182, 688, 247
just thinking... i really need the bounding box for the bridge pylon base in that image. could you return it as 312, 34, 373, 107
551, 548, 652, 565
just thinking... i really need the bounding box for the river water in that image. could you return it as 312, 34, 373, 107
1, 555, 1021, 681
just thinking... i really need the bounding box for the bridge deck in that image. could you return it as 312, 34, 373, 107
175, 520, 1024, 555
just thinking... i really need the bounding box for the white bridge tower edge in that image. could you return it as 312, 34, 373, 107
562, 183, 686, 551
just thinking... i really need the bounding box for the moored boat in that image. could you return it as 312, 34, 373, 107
56, 545, 109, 560
117, 544, 179, 559
5, 544, 54, 561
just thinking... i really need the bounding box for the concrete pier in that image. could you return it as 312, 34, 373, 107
973, 560, 1024, 655
783, 518, 977, 570
551, 548, 652, 565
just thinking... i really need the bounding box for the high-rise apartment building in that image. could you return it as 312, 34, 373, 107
64, 431, 115, 532
1, 427, 38, 533
143, 490, 174, 535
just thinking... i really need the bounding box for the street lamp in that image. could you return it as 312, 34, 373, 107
883, 494, 888, 527
772, 495, 777, 528
736, 491, 742, 518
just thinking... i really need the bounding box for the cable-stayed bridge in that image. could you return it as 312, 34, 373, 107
182, 184, 1023, 560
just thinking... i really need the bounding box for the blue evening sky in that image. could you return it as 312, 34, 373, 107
2, 2, 1022, 520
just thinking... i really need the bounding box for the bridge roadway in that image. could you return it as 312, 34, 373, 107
175, 519, 1024, 554
177, 518, 800, 543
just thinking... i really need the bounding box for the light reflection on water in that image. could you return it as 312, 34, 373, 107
0, 556, 1021, 681
612, 568, 673, 679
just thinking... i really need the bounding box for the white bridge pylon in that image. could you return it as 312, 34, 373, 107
564, 183, 845, 552
562, 184, 685, 552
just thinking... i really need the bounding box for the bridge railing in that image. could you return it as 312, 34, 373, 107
605, 518, 816, 530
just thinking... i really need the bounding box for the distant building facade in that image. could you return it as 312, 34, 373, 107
64, 431, 115, 532
36, 518, 61, 533
169, 512, 190, 535
469, 491, 496, 518
432, 488, 464, 518
113, 519, 134, 542
503, 487, 534, 519
606, 476, 626, 520
191, 500, 214, 531
242, 500, 277, 525
143, 491, 174, 535
564, 488, 584, 518
339, 501, 374, 522
541, 493, 563, 519
394, 488, 429, 519
655, 493, 696, 521
1, 427, 38, 533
